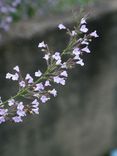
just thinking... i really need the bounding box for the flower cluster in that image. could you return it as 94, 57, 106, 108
0, 17, 98, 124
0, 0, 21, 33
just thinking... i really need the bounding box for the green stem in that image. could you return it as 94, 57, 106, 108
1, 36, 76, 107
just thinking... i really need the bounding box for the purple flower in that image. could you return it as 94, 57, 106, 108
25, 74, 33, 83
43, 54, 50, 61
60, 71, 68, 77
45, 80, 51, 86
49, 89, 57, 97
73, 55, 80, 60
55, 52, 61, 60
35, 70, 42, 77
73, 48, 80, 56
12, 116, 22, 123
81, 40, 89, 45
32, 99, 39, 108
90, 30, 99, 38
80, 18, 86, 25
61, 62, 67, 69
82, 46, 90, 53
38, 41, 47, 48
40, 95, 50, 103
71, 30, 77, 36
13, 65, 20, 72
0, 116, 5, 124
8, 99, 15, 106
53, 76, 65, 85
34, 83, 44, 91
52, 52, 61, 60
6, 73, 13, 79
0, 108, 8, 115
76, 59, 84, 66
58, 24, 66, 30
80, 25, 88, 33
19, 81, 26, 88
32, 108, 39, 114
17, 102, 26, 117
12, 73, 19, 81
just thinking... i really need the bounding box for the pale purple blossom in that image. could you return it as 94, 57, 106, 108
45, 80, 51, 86
33, 93, 40, 98
43, 54, 50, 61
52, 52, 61, 60
0, 116, 5, 124
52, 52, 61, 65
6, 16, 12, 23
8, 99, 15, 106
82, 46, 90, 53
35, 70, 42, 77
0, 108, 8, 116
60, 71, 68, 77
17, 102, 26, 117
32, 99, 39, 110
13, 65, 20, 72
74, 55, 81, 60
12, 116, 22, 123
58, 24, 66, 30
49, 89, 57, 97
19, 81, 26, 88
25, 74, 33, 83
80, 25, 88, 33
6, 73, 13, 79
76, 59, 84, 66
6, 72, 19, 81
32, 108, 39, 114
90, 30, 99, 38
71, 30, 77, 36
0, 15, 98, 124
56, 59, 61, 65
34, 83, 44, 91
80, 18, 86, 25
81, 40, 89, 45
12, 73, 19, 81
61, 62, 67, 69
38, 41, 47, 48
40, 95, 50, 103
53, 76, 65, 85
73, 48, 80, 56
32, 99, 39, 106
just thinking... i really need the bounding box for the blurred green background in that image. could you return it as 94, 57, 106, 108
0, 0, 117, 156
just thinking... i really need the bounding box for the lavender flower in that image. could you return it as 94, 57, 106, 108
80, 18, 86, 25
0, 116, 5, 124
35, 70, 42, 77
12, 116, 22, 123
0, 16, 98, 124
8, 99, 15, 106
90, 30, 99, 38
53, 76, 66, 85
38, 41, 47, 48
19, 81, 26, 88
80, 25, 88, 33
82, 46, 90, 53
49, 89, 57, 97
25, 74, 33, 83
40, 95, 50, 103
58, 24, 66, 30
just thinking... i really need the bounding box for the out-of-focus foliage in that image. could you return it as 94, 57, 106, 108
1, 0, 95, 21
0, 0, 95, 36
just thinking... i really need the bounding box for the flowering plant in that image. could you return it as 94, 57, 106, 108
0, 0, 21, 32
0, 17, 98, 124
